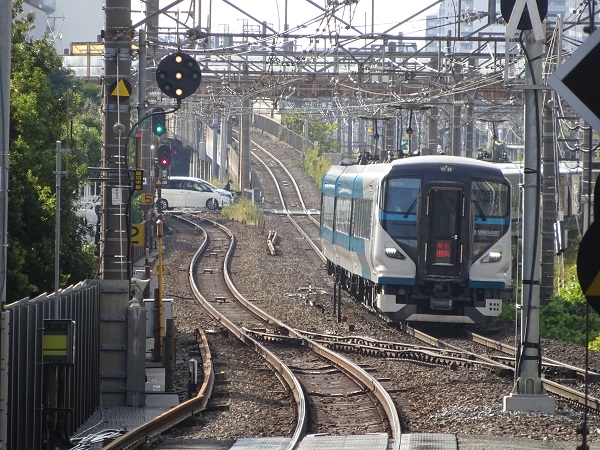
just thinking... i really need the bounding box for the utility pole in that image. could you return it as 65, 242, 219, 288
426, 105, 438, 156
101, 0, 133, 280
0, 0, 11, 445
100, 0, 134, 407
503, 29, 555, 414
240, 99, 251, 193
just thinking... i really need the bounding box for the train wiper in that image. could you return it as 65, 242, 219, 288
474, 200, 487, 221
403, 198, 418, 218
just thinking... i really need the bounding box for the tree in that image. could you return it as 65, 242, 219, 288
281, 113, 339, 154
7, 1, 96, 301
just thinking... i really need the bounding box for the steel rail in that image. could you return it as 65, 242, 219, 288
404, 324, 600, 413
102, 327, 215, 450
241, 148, 401, 448
183, 215, 308, 450
250, 148, 325, 262
466, 330, 600, 382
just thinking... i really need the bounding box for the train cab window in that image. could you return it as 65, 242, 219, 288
383, 178, 421, 213
472, 181, 510, 218
381, 177, 421, 261
471, 180, 511, 260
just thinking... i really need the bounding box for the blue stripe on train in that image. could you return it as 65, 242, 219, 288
378, 276, 415, 285
469, 280, 506, 289
379, 212, 417, 221
474, 217, 510, 225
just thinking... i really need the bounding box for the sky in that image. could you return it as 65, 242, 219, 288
132, 0, 438, 37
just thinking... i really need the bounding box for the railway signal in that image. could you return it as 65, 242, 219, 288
156, 52, 202, 103
157, 144, 171, 169
577, 173, 600, 314
151, 108, 166, 136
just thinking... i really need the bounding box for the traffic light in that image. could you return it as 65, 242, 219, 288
151, 108, 166, 136
156, 52, 202, 103
157, 144, 171, 168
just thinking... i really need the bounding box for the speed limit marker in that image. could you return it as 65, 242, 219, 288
140, 192, 154, 205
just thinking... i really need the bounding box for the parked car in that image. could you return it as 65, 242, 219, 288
157, 176, 233, 211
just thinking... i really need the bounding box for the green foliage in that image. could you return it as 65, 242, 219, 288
538, 266, 600, 346
539, 296, 600, 346
499, 258, 600, 348
220, 197, 265, 227
498, 301, 517, 323
130, 194, 144, 224
281, 113, 339, 154
7, 2, 96, 301
303, 146, 331, 189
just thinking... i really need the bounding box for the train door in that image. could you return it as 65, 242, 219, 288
421, 186, 464, 278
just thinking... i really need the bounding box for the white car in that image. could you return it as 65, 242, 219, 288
157, 176, 233, 211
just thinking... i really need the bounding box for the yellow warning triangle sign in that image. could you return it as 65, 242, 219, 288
586, 272, 600, 297
111, 79, 131, 97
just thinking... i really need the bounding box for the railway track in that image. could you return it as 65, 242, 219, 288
103, 127, 600, 447
185, 213, 399, 443
247, 130, 600, 419
248, 128, 600, 417
104, 213, 401, 449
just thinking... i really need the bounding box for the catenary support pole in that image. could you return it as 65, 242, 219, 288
503, 28, 555, 414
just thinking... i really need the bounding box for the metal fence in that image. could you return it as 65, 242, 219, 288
5, 280, 101, 450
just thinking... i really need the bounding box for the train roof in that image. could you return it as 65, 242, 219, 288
386, 155, 507, 180
494, 160, 583, 176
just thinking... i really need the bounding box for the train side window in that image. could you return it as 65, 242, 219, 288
322, 195, 334, 229
352, 197, 372, 238
335, 197, 352, 235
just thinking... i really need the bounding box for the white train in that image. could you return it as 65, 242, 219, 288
320, 155, 513, 324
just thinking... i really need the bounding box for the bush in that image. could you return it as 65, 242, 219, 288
303, 146, 331, 189
220, 197, 264, 227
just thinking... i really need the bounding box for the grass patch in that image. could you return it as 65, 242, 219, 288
220, 197, 265, 227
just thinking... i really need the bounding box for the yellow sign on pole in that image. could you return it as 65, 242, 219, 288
140, 192, 154, 205
134, 169, 143, 190
131, 223, 144, 247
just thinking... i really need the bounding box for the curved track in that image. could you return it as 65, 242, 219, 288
184, 213, 399, 445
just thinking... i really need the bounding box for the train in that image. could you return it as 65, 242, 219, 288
319, 155, 513, 324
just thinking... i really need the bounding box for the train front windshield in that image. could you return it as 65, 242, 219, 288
381, 176, 510, 263
381, 177, 421, 261
471, 180, 511, 260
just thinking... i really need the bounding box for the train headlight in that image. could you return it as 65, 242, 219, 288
385, 247, 406, 260
482, 247, 502, 263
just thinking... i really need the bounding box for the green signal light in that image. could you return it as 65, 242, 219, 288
151, 107, 166, 136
